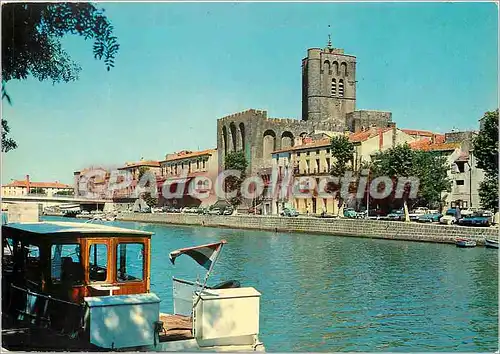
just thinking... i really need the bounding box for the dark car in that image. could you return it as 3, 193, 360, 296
458, 212, 491, 227
387, 209, 405, 221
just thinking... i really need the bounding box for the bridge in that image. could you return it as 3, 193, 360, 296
1, 194, 110, 210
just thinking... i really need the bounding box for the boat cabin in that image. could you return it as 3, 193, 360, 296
2, 221, 152, 304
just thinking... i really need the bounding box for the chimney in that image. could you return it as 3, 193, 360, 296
26, 175, 30, 193
390, 122, 397, 147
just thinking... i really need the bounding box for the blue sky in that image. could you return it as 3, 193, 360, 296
2, 2, 498, 184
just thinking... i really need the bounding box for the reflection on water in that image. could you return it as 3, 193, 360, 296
45, 217, 498, 351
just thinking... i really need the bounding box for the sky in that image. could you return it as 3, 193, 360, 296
1, 2, 498, 185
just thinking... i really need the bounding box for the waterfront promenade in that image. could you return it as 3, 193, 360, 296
116, 212, 498, 245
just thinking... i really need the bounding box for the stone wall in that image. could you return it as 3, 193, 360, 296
117, 213, 498, 245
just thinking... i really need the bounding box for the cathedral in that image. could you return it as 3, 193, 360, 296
217, 41, 393, 174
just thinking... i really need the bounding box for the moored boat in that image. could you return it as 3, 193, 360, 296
485, 239, 499, 249
1, 221, 265, 352
455, 238, 477, 248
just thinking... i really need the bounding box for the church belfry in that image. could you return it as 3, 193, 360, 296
301, 40, 356, 127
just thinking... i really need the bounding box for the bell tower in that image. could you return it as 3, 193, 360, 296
301, 37, 356, 127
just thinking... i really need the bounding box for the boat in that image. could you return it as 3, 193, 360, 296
1, 221, 265, 352
485, 239, 499, 249
455, 238, 477, 248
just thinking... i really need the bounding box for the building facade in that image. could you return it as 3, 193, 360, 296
2, 175, 73, 197
269, 127, 416, 215
158, 148, 218, 208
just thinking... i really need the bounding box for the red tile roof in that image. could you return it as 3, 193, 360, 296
3, 180, 73, 189
163, 148, 216, 162
118, 160, 160, 169
410, 140, 461, 152
402, 129, 437, 137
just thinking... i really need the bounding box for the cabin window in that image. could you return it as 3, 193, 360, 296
51, 244, 83, 285
116, 243, 144, 282
89, 244, 108, 282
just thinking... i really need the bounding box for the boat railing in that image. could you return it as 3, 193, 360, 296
6, 284, 85, 335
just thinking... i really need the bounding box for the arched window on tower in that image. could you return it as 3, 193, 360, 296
333, 61, 339, 75
341, 62, 348, 76
338, 79, 344, 97
323, 60, 330, 74
331, 78, 336, 96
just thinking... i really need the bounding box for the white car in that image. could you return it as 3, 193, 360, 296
440, 208, 459, 225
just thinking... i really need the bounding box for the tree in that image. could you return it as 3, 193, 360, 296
371, 144, 451, 219
30, 187, 46, 194
330, 135, 354, 215
143, 192, 158, 208
224, 151, 248, 207
1, 120, 17, 153
138, 166, 150, 180
2, 2, 120, 152
473, 109, 499, 211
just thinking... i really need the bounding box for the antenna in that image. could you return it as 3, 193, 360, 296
327, 25, 332, 48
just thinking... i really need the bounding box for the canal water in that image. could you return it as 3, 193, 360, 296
46, 217, 498, 351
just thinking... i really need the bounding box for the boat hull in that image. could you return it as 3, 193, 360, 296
485, 239, 499, 249
455, 239, 477, 248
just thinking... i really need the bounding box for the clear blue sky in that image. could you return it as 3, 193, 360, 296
2, 2, 498, 184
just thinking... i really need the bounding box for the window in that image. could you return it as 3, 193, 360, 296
51, 244, 83, 284
331, 78, 336, 96
456, 180, 465, 186
89, 244, 108, 282
339, 79, 344, 97
116, 243, 144, 282
456, 162, 465, 173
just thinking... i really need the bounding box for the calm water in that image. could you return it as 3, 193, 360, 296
46, 217, 498, 351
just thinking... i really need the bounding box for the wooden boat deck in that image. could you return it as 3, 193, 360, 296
158, 313, 194, 342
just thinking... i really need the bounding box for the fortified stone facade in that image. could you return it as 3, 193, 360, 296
217, 42, 394, 174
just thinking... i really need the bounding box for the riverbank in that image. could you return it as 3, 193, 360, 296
117, 212, 498, 245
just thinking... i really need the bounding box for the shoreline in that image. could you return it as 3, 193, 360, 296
115, 212, 498, 246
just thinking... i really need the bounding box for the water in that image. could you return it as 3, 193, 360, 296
44, 217, 498, 351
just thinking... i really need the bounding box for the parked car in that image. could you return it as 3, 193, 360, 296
248, 206, 262, 215
343, 208, 357, 218
196, 207, 208, 214
223, 207, 234, 215
387, 209, 405, 221
208, 207, 223, 215
281, 207, 299, 217
408, 207, 429, 221
152, 207, 163, 213
440, 208, 459, 225
417, 212, 442, 223
458, 211, 492, 227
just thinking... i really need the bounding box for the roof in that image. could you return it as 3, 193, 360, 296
410, 140, 461, 152
2, 180, 73, 189
401, 129, 437, 137
455, 151, 470, 162
162, 148, 216, 162
2, 221, 153, 237
272, 128, 392, 154
118, 160, 160, 170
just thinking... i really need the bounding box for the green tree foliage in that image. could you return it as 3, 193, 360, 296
224, 151, 248, 206
330, 135, 354, 176
329, 135, 355, 215
371, 144, 451, 210
478, 176, 498, 212
1, 120, 17, 153
1, 2, 119, 152
143, 192, 158, 208
473, 109, 499, 211
138, 166, 150, 180
29, 187, 46, 194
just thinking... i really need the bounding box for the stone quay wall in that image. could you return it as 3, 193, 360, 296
117, 213, 499, 245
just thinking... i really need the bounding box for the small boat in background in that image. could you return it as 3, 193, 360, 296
456, 238, 477, 248
485, 239, 499, 249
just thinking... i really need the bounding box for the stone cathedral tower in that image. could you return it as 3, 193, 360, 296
301, 38, 356, 126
